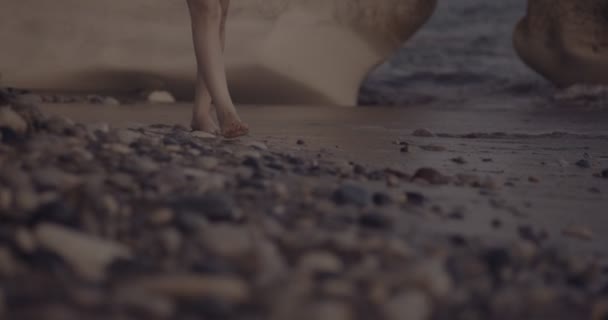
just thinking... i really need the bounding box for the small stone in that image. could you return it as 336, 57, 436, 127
411, 259, 452, 298
170, 193, 242, 222
248, 141, 268, 151
87, 122, 110, 134
451, 157, 467, 164
298, 251, 344, 274
191, 131, 216, 139
147, 90, 176, 104
406, 192, 426, 206
601, 169, 608, 178
576, 159, 592, 168
15, 228, 38, 253
528, 176, 540, 183
332, 184, 369, 207
14, 190, 39, 212
161, 228, 182, 253
32, 168, 82, 190
255, 239, 288, 286
105, 143, 132, 154
125, 274, 250, 304
296, 139, 305, 145
412, 168, 450, 185
198, 156, 220, 169
0, 107, 28, 137
385, 291, 431, 320
148, 208, 174, 226
491, 219, 503, 229
202, 224, 253, 258
359, 212, 391, 229
372, 192, 392, 206
562, 225, 594, 241
115, 129, 142, 145
420, 145, 446, 152
102, 97, 121, 106
400, 145, 409, 153
413, 128, 434, 137
34, 223, 132, 281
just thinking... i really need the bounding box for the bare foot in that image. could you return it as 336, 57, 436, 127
191, 112, 220, 135
218, 112, 249, 138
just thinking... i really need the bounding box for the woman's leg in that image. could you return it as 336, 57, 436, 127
186, 0, 248, 138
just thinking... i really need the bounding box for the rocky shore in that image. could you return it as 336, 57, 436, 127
1, 94, 607, 319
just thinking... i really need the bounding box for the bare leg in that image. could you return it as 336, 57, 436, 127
190, 0, 229, 133
186, 0, 248, 138
191, 78, 220, 134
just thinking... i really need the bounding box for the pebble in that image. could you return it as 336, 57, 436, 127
32, 168, 82, 190
255, 239, 288, 286
148, 208, 175, 226
562, 225, 594, 241
420, 145, 446, 152
359, 212, 392, 229
14, 228, 38, 253
372, 192, 392, 206
191, 131, 216, 140
102, 97, 121, 106
170, 193, 242, 222
575, 159, 592, 168
147, 90, 176, 104
0, 107, 28, 136
248, 141, 269, 151
601, 169, 608, 178
413, 128, 435, 137
34, 223, 132, 281
385, 291, 431, 320
412, 168, 450, 185
298, 251, 344, 274
406, 192, 427, 206
451, 157, 467, 164
125, 274, 250, 304
115, 128, 142, 145
332, 184, 370, 207
202, 224, 253, 258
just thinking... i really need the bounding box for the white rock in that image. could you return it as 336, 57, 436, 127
0, 107, 27, 135
34, 223, 132, 282
102, 96, 121, 106
147, 90, 176, 104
